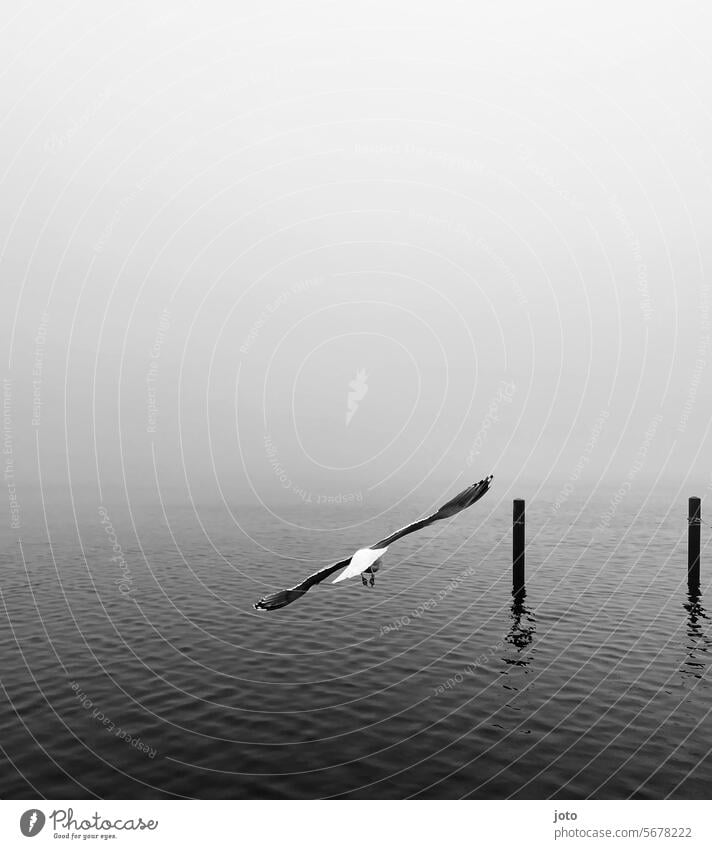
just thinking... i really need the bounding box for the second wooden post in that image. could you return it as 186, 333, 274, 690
513, 498, 526, 595
688, 496, 701, 589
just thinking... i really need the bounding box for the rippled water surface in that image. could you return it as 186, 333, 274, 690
1, 488, 710, 798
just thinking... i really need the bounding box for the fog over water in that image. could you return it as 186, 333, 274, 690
1, 0, 711, 802
1, 0, 711, 518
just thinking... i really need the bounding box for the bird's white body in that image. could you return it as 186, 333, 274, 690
332, 547, 388, 583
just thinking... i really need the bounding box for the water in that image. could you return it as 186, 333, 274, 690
1, 488, 710, 799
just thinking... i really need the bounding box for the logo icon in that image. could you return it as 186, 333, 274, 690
20, 810, 45, 837
345, 368, 368, 426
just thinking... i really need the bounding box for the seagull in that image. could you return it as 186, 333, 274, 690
253, 475, 493, 611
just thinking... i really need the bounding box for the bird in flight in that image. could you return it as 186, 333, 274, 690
254, 475, 493, 611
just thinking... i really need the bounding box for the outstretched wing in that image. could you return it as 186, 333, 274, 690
253, 475, 493, 611
253, 555, 353, 611
372, 475, 493, 548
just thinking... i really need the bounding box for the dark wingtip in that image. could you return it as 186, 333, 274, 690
252, 587, 306, 612
478, 474, 494, 492
435, 474, 494, 518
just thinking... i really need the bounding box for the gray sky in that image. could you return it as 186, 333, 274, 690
2, 0, 711, 516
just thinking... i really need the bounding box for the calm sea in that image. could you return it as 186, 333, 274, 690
1, 486, 710, 799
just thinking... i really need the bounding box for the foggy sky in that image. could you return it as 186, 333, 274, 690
2, 0, 711, 522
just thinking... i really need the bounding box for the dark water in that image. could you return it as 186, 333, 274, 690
1, 488, 711, 799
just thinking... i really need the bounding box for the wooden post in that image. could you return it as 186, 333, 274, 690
688, 496, 701, 588
513, 499, 525, 595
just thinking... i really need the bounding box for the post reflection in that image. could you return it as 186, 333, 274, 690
503, 585, 536, 670
681, 586, 711, 683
